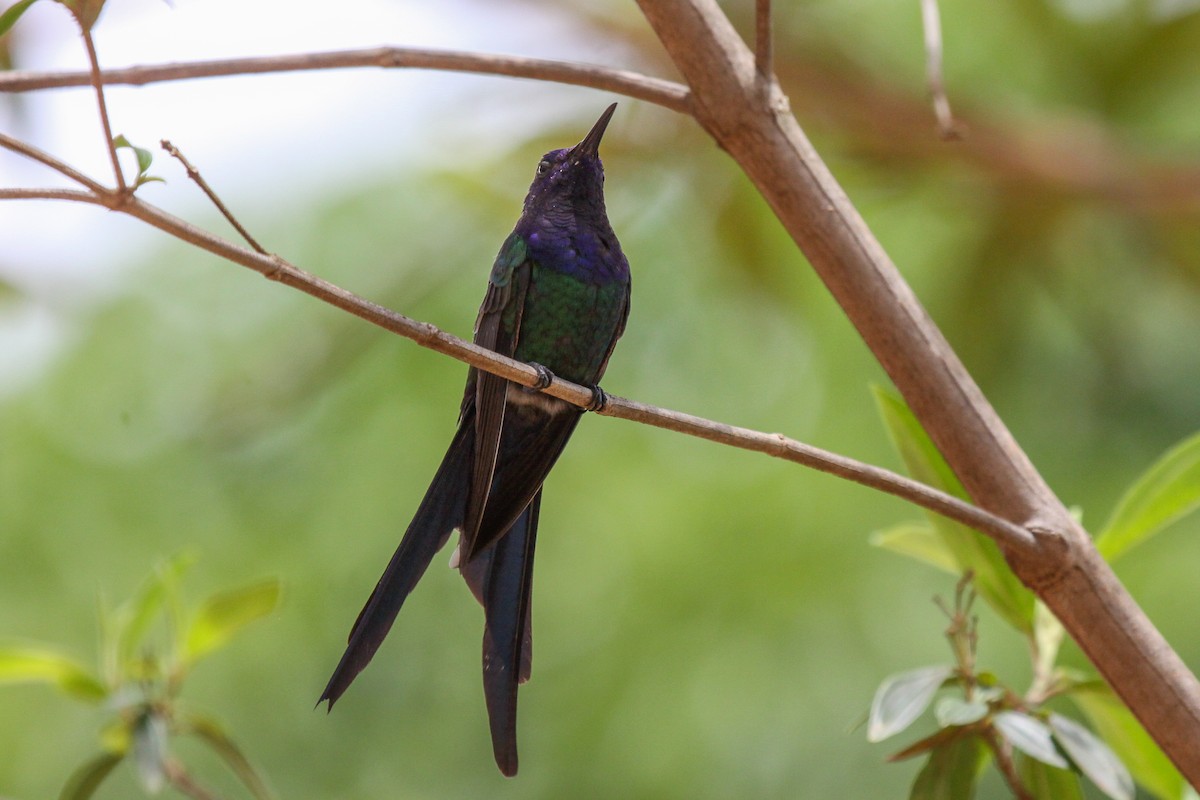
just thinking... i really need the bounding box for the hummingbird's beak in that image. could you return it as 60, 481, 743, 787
571, 103, 617, 160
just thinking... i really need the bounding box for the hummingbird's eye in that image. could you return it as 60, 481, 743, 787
536, 160, 551, 176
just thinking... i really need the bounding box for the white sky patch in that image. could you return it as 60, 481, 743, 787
1, 0, 632, 386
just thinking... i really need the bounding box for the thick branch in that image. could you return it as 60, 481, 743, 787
0, 47, 691, 113
634, 0, 1200, 781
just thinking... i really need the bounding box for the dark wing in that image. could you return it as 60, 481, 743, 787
466, 406, 579, 559
319, 404, 476, 708
594, 275, 631, 383
461, 233, 532, 555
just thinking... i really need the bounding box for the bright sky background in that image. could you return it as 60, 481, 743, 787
0, 0, 638, 392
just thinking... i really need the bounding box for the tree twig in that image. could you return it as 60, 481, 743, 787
164, 759, 220, 800
76, 20, 126, 192
983, 727, 1034, 800
919, 0, 960, 139
0, 187, 107, 203
0, 130, 108, 192
161, 139, 266, 254
0, 47, 692, 114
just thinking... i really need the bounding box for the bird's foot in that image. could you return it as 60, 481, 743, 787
523, 362, 555, 393
585, 384, 608, 413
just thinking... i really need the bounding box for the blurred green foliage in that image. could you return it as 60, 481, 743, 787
0, 555, 279, 798
2, 0, 1200, 797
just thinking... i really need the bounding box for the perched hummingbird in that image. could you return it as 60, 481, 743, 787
320, 103, 631, 777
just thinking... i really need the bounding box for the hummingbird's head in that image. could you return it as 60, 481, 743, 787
521, 103, 617, 221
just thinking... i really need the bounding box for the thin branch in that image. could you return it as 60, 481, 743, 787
161, 139, 266, 254
0, 131, 109, 192
755, 0, 772, 77
163, 759, 220, 800
610, 396, 1035, 551
0, 47, 692, 114
77, 21, 126, 191
0, 187, 108, 203
983, 727, 1034, 800
0, 176, 1035, 553
919, 0, 961, 140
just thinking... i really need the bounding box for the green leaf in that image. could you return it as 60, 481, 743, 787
1095, 430, 1200, 562
115, 553, 193, 670
872, 386, 1035, 633
0, 645, 107, 702
909, 732, 988, 800
132, 710, 168, 794
112, 134, 160, 185
183, 712, 277, 800
868, 664, 956, 742
1018, 753, 1085, 800
182, 578, 281, 665
993, 710, 1067, 768
934, 697, 988, 727
59, 751, 124, 800
1031, 600, 1065, 685
0, 0, 40, 37
869, 523, 959, 574
1049, 713, 1133, 800
1070, 685, 1183, 800
99, 717, 133, 755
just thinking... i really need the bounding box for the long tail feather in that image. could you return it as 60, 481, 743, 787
479, 492, 540, 776
319, 419, 473, 707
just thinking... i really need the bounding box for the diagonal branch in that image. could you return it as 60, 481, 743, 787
76, 20, 126, 192
0, 175, 1032, 553
0, 131, 109, 192
0, 47, 692, 114
161, 139, 266, 254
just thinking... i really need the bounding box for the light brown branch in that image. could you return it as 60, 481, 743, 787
0, 47, 692, 114
161, 139, 266, 254
0, 187, 106, 203
0, 175, 1033, 552
0, 130, 108, 192
163, 759, 220, 800
77, 21, 125, 192
983, 727, 1034, 800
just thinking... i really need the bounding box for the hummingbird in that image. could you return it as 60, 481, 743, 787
320, 103, 631, 777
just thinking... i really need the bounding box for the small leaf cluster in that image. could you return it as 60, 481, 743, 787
868, 577, 1133, 799
0, 554, 281, 800
113, 134, 165, 189
869, 387, 1200, 799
